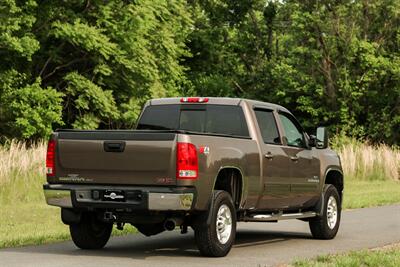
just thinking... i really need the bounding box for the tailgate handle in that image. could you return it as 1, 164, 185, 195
104, 141, 126, 152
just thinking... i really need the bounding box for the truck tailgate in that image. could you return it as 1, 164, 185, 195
54, 131, 177, 185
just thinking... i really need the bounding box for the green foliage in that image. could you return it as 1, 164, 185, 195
186, 0, 400, 144
0, 0, 192, 139
0, 0, 399, 144
64, 72, 118, 129
0, 0, 39, 60
0, 71, 63, 139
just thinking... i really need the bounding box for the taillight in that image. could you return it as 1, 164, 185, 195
176, 142, 198, 179
180, 97, 209, 103
46, 139, 56, 177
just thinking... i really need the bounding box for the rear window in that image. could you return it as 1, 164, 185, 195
137, 104, 249, 137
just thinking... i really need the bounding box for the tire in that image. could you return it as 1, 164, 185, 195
309, 184, 341, 239
194, 190, 236, 257
70, 212, 113, 249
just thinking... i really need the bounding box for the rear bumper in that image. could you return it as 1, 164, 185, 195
43, 184, 195, 211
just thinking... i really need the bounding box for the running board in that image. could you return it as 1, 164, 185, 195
243, 211, 317, 222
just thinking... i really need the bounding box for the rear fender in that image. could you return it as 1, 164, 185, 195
206, 166, 245, 225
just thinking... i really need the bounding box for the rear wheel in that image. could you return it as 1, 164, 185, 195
309, 184, 341, 239
70, 212, 112, 249
194, 190, 236, 257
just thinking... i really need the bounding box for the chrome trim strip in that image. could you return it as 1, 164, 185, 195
44, 189, 73, 208
148, 193, 193, 210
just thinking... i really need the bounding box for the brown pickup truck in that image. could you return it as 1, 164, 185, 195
44, 97, 343, 257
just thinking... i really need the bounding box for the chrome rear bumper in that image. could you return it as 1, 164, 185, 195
44, 189, 73, 208
43, 184, 194, 211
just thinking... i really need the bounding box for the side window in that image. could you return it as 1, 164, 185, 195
254, 109, 281, 145
205, 105, 249, 137
279, 113, 305, 148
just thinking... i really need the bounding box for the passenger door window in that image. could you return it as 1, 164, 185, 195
254, 109, 281, 145
279, 113, 305, 148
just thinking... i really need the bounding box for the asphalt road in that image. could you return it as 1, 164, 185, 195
1, 204, 399, 267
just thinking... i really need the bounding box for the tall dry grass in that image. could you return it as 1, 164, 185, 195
333, 137, 400, 181
0, 141, 46, 204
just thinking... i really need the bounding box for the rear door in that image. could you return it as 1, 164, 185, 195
253, 108, 293, 210
278, 112, 320, 208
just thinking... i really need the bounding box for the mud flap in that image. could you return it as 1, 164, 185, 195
61, 208, 81, 225
315, 184, 335, 217
206, 191, 222, 226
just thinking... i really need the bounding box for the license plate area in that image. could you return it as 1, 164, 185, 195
101, 190, 126, 202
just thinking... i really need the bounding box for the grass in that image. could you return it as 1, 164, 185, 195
293, 244, 400, 267
0, 137, 399, 248
344, 180, 400, 209
0, 140, 136, 249
0, 204, 136, 248
332, 135, 400, 182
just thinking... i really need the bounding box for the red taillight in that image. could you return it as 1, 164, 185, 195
176, 142, 198, 179
180, 97, 209, 103
46, 139, 56, 176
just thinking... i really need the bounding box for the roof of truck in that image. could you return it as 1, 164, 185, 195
149, 97, 291, 113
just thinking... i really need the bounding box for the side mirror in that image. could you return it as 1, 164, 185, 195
308, 134, 317, 147
316, 127, 329, 149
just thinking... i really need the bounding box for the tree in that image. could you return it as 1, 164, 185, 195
185, 0, 400, 144
0, 0, 192, 139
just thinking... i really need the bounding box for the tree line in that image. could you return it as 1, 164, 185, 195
0, 0, 399, 144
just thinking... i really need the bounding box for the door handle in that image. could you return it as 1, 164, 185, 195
265, 152, 274, 159
104, 141, 126, 152
290, 156, 299, 161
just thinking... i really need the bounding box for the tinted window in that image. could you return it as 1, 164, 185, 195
254, 109, 281, 144
137, 104, 249, 137
136, 105, 179, 130
205, 105, 249, 136
180, 109, 206, 132
279, 113, 305, 148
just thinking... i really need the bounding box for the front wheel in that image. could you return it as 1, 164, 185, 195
194, 190, 236, 257
309, 184, 341, 239
70, 212, 113, 249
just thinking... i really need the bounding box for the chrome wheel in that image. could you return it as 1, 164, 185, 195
326, 196, 338, 229
216, 204, 232, 244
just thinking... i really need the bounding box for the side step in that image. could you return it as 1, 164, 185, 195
243, 211, 317, 222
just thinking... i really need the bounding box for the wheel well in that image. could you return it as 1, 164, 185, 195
214, 168, 242, 209
325, 170, 344, 200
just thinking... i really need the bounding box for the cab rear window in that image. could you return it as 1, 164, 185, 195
137, 104, 249, 137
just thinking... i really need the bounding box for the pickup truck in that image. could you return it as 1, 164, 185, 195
44, 97, 343, 257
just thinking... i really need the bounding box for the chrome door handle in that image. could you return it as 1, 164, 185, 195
265, 152, 274, 159
290, 156, 299, 161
